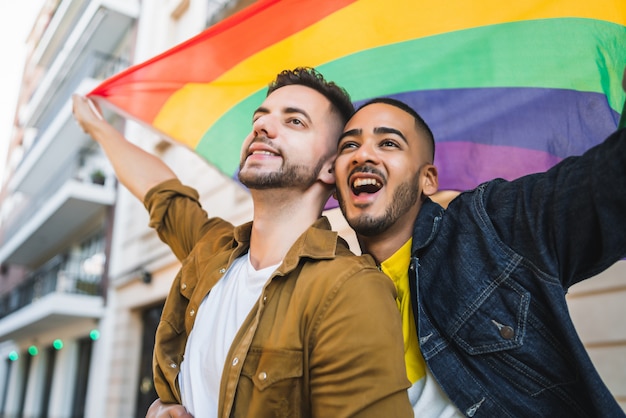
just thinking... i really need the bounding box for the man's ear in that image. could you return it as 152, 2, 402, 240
319, 160, 336, 186
421, 164, 439, 196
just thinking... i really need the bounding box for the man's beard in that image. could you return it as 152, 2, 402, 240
239, 159, 325, 190
339, 170, 420, 237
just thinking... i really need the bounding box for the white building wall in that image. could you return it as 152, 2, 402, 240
568, 260, 626, 411
85, 314, 112, 418
48, 340, 79, 418
133, 0, 211, 64
0, 342, 15, 411
3, 352, 26, 417
23, 349, 46, 417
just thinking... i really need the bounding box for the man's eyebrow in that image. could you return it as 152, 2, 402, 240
374, 126, 408, 144
252, 106, 312, 123
339, 128, 362, 141
284, 106, 311, 123
253, 106, 269, 118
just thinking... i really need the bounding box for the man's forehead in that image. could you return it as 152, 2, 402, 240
265, 84, 329, 107
344, 103, 410, 133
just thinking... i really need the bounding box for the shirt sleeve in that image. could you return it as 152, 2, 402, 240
309, 265, 413, 417
143, 178, 213, 261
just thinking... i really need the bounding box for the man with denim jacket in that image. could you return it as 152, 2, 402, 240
334, 76, 626, 417
73, 68, 412, 418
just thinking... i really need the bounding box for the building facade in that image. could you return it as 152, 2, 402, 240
0, 0, 137, 416
0, 0, 623, 416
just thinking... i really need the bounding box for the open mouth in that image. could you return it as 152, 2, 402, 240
351, 177, 383, 196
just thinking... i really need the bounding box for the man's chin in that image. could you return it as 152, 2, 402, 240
347, 213, 390, 237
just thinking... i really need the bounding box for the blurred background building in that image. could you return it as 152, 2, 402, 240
0, 0, 622, 416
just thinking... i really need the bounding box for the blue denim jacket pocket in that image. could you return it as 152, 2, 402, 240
454, 280, 529, 354
453, 277, 579, 398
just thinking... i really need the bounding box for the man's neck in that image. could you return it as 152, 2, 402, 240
360, 233, 411, 265
358, 207, 420, 265
248, 188, 328, 270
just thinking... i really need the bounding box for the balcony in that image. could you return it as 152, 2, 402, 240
9, 77, 113, 196
0, 251, 104, 342
20, 0, 138, 131
0, 146, 115, 267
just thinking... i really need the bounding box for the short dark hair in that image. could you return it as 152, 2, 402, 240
268, 67, 354, 126
358, 97, 435, 161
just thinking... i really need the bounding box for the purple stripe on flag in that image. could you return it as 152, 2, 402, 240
435, 142, 562, 191
361, 87, 618, 157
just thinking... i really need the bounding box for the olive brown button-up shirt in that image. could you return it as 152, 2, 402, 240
145, 179, 412, 418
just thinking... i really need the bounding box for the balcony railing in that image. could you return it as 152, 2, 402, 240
0, 252, 104, 320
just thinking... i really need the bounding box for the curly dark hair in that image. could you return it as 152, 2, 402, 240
268, 67, 354, 126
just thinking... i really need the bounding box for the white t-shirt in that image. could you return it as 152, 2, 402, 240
409, 368, 465, 417
179, 252, 279, 417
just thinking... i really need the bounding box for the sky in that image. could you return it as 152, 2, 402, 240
0, 1, 46, 186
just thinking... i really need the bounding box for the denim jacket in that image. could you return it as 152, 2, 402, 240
409, 128, 626, 417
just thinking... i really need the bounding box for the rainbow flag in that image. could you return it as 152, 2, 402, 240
89, 0, 626, 193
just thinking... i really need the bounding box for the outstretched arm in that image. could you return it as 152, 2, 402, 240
72, 94, 177, 201
485, 66, 626, 287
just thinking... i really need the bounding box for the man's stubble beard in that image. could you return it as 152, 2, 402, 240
238, 157, 326, 190
339, 170, 421, 237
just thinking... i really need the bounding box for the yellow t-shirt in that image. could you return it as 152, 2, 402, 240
380, 238, 426, 384
380, 239, 463, 416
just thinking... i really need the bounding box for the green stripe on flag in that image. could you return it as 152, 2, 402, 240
197, 17, 626, 174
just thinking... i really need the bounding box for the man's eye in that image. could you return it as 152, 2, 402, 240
289, 118, 303, 126
381, 140, 399, 147
339, 142, 357, 151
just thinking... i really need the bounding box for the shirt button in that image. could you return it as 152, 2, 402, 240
232, 357, 239, 366
258, 372, 267, 381
181, 283, 187, 290
500, 326, 515, 340
219, 268, 226, 274
170, 362, 177, 369
189, 309, 195, 317
263, 295, 267, 302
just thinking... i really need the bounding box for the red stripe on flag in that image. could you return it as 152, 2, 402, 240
89, 0, 356, 122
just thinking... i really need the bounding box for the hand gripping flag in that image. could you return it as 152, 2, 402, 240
88, 0, 626, 193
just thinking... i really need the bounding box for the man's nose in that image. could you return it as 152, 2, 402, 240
352, 141, 378, 165
252, 114, 277, 138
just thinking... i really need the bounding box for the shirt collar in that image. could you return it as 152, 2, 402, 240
411, 198, 445, 254
233, 217, 339, 274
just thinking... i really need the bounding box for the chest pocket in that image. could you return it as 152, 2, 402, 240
454, 281, 529, 354
236, 348, 304, 418
452, 279, 578, 396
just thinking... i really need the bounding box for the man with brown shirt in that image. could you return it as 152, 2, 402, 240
72, 68, 411, 418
